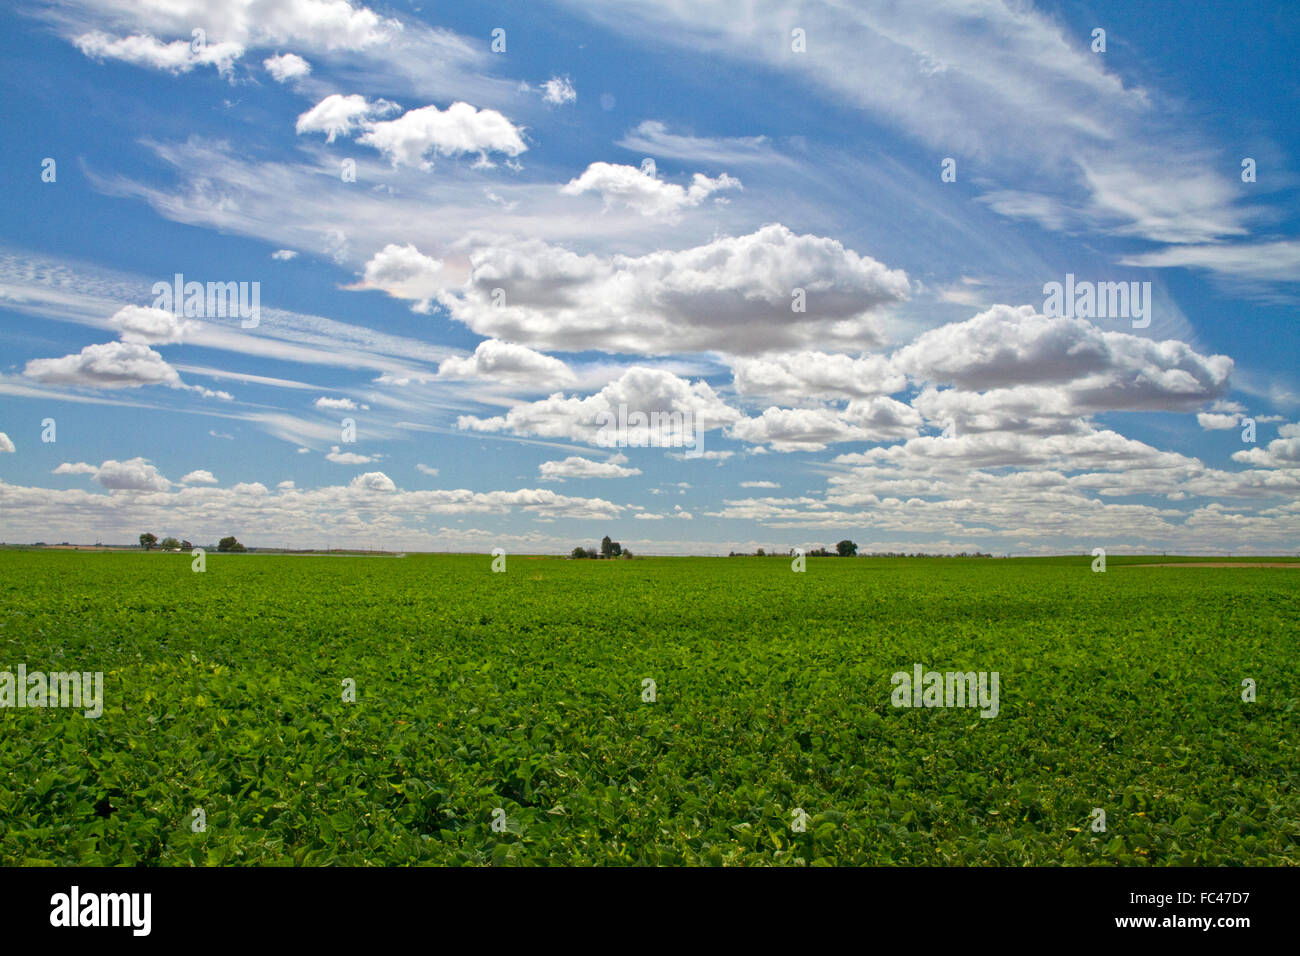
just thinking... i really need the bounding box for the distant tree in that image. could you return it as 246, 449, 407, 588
139, 532, 158, 550
180, 540, 193, 551
571, 546, 589, 559
601, 535, 623, 558
836, 539, 858, 557
160, 537, 181, 550
622, 549, 633, 559
756, 548, 766, 557
217, 536, 246, 552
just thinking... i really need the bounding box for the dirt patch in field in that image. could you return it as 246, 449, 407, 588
1128, 562, 1300, 568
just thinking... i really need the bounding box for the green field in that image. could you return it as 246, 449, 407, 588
1, 550, 1297, 866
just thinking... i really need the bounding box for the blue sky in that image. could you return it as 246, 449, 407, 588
0, 0, 1297, 554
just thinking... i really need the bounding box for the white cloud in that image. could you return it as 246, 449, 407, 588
296, 93, 396, 142
1198, 399, 1246, 431
437, 339, 576, 389
68, 0, 399, 53
730, 400, 921, 452
350, 471, 397, 492
740, 480, 780, 488
327, 445, 376, 464
271, 249, 299, 260
74, 32, 244, 76
539, 455, 641, 480
24, 342, 183, 389
0, 433, 14, 453
109, 305, 197, 344
314, 396, 358, 410
1231, 424, 1300, 469
666, 449, 733, 462
0, 477, 631, 548
436, 225, 910, 356
894, 305, 1232, 412
459, 367, 741, 446
416, 464, 439, 476
730, 351, 905, 402
615, 121, 790, 167
94, 457, 171, 492
54, 462, 97, 474
1120, 241, 1300, 284
838, 426, 1195, 474
352, 243, 444, 311
560, 162, 740, 217
180, 469, 218, 484
562, 0, 1253, 246
357, 102, 527, 168
263, 51, 311, 82
542, 76, 576, 105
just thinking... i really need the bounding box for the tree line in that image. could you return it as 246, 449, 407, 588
139, 533, 244, 552
571, 535, 633, 559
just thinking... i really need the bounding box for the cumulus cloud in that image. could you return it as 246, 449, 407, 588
1231, 424, 1300, 469
894, 305, 1231, 412
740, 480, 780, 488
350, 471, 396, 492
911, 385, 1088, 437
109, 305, 198, 344
264, 52, 311, 82
0, 478, 631, 548
75, 32, 244, 76
180, 470, 218, 484
437, 339, 576, 388
352, 243, 444, 311
416, 464, 439, 476
539, 454, 641, 481
560, 162, 740, 217
54, 462, 97, 474
730, 398, 922, 452
296, 93, 395, 142
1197, 400, 1246, 431
357, 101, 527, 168
327, 445, 376, 464
838, 426, 1195, 474
434, 225, 910, 356
94, 458, 171, 492
24, 342, 183, 389
459, 367, 741, 446
271, 249, 299, 260
730, 351, 906, 402
0, 433, 14, 453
